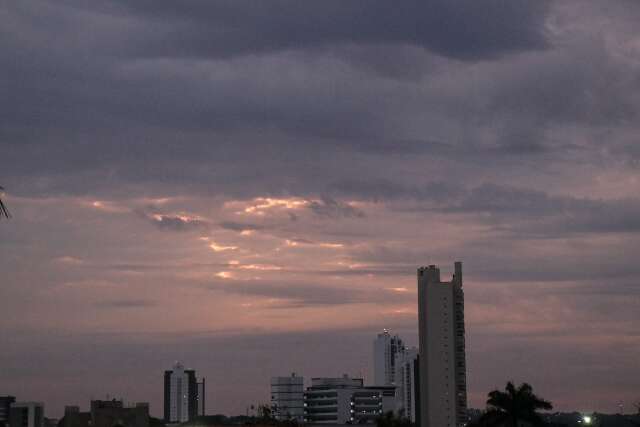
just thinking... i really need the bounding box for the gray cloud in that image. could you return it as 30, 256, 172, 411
115, 0, 550, 61
135, 207, 211, 232
307, 196, 365, 219
95, 299, 156, 309
218, 221, 266, 232
205, 279, 411, 308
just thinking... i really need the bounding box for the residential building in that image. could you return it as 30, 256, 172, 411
303, 375, 396, 424
164, 362, 198, 423
418, 262, 467, 427
271, 373, 304, 422
394, 348, 420, 424
0, 397, 16, 427
9, 402, 44, 427
373, 330, 405, 386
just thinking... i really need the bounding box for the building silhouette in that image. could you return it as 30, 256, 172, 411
8, 402, 44, 427
0, 397, 16, 427
59, 400, 149, 427
164, 362, 198, 424
418, 262, 467, 427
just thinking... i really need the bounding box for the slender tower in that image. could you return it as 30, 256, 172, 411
373, 329, 405, 386
418, 262, 467, 427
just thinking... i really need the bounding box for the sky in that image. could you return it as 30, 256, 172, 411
1, 0, 640, 419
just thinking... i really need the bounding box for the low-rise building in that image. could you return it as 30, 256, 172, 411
303, 375, 395, 424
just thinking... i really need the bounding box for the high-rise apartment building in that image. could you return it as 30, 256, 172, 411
9, 402, 44, 427
164, 362, 199, 424
394, 348, 420, 424
271, 373, 304, 422
418, 262, 467, 427
373, 330, 405, 386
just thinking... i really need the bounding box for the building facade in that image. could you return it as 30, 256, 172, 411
418, 262, 467, 427
0, 397, 16, 427
164, 362, 199, 424
197, 379, 206, 417
9, 402, 44, 427
373, 330, 405, 386
271, 373, 304, 422
303, 376, 395, 424
394, 348, 420, 424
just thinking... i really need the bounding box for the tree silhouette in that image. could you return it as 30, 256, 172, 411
470, 382, 552, 427
375, 411, 412, 427
0, 186, 9, 219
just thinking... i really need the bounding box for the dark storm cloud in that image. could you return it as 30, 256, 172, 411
135, 206, 211, 232
116, 0, 550, 61
444, 183, 640, 235
219, 221, 266, 232
307, 196, 365, 219
328, 179, 465, 202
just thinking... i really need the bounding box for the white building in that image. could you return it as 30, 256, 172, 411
418, 262, 467, 427
394, 347, 419, 423
373, 330, 405, 386
164, 362, 198, 423
303, 375, 395, 424
9, 402, 44, 427
271, 373, 304, 422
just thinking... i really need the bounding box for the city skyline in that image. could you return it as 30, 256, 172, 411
2, 0, 640, 420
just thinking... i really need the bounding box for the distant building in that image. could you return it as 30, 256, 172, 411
373, 330, 405, 386
418, 262, 467, 427
59, 400, 149, 427
303, 375, 395, 424
9, 402, 44, 427
197, 379, 206, 417
164, 362, 199, 423
394, 348, 420, 424
0, 397, 16, 427
271, 373, 304, 422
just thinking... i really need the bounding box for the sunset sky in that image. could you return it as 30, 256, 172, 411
2, 0, 640, 418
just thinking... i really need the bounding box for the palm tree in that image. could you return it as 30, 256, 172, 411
0, 186, 9, 219
471, 382, 552, 427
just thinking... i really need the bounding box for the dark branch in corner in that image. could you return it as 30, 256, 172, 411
0, 186, 10, 219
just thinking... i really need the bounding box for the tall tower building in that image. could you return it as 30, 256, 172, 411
373, 330, 405, 386
418, 262, 467, 427
164, 362, 198, 423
